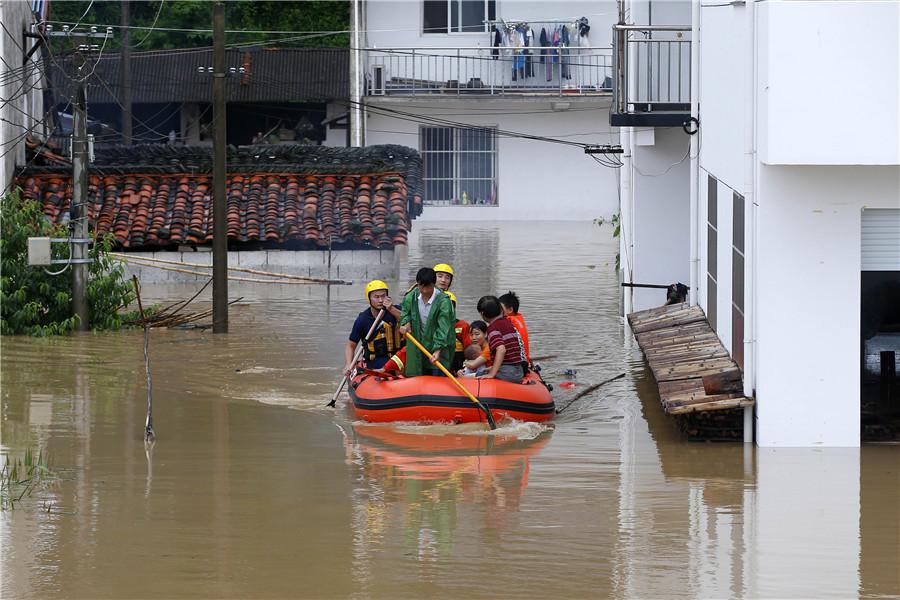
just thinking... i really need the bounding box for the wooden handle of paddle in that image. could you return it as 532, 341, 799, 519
405, 333, 479, 406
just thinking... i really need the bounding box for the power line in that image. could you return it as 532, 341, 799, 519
131, 0, 166, 49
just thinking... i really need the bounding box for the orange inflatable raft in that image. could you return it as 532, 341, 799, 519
349, 370, 555, 424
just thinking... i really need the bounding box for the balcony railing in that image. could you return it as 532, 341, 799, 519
612, 25, 691, 126
364, 47, 613, 97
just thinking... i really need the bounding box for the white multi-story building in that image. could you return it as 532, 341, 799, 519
352, 0, 623, 220
619, 0, 900, 447
0, 0, 48, 193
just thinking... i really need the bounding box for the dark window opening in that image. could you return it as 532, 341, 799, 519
423, 0, 495, 34
861, 270, 900, 442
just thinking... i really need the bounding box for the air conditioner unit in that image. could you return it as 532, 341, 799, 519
371, 65, 386, 96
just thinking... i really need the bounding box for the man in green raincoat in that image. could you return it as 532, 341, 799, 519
398, 267, 456, 376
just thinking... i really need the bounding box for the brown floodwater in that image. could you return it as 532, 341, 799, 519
1, 222, 897, 599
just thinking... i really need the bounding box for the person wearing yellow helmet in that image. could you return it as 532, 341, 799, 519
343, 279, 401, 375
433, 263, 454, 291
398, 267, 456, 376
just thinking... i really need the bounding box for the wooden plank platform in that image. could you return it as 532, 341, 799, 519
627, 303, 755, 416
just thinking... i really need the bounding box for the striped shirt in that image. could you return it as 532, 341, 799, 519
486, 316, 524, 365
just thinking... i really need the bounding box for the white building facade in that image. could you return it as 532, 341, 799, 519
0, 0, 48, 193
620, 0, 900, 447
353, 0, 622, 220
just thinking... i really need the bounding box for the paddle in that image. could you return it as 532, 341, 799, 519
328, 308, 386, 407
555, 372, 626, 414
405, 331, 497, 430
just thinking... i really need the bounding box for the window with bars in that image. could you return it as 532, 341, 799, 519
420, 126, 498, 206
423, 0, 496, 34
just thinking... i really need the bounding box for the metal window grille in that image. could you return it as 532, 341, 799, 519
419, 125, 498, 206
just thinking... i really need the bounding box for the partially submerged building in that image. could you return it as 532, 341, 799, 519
616, 0, 900, 446
0, 0, 49, 193
352, 0, 622, 220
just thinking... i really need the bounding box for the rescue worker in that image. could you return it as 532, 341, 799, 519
387, 262, 455, 321
433, 263, 454, 291
398, 267, 456, 376
446, 291, 471, 372
343, 280, 401, 375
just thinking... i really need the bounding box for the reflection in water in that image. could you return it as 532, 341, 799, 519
343, 421, 553, 598
1, 222, 897, 599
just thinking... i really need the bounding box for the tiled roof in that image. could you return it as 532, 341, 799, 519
18, 144, 423, 249
50, 47, 349, 104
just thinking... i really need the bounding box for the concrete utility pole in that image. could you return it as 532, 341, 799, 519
72, 83, 90, 330
212, 1, 228, 333
120, 0, 132, 144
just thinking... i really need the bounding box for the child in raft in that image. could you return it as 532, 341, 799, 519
476, 297, 528, 383
457, 320, 491, 377
498, 290, 530, 362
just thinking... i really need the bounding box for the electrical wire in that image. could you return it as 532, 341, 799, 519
90, 73, 183, 139
70, 1, 96, 32
131, 0, 166, 49
1, 100, 71, 198
43, 11, 615, 36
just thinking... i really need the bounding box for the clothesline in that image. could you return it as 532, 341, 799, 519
484, 19, 580, 25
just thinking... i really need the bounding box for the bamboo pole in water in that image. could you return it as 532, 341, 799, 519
115, 257, 321, 285
110, 252, 349, 285
132, 276, 156, 444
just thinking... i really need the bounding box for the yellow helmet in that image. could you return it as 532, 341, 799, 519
445, 291, 457, 305
364, 279, 389, 300
433, 263, 454, 277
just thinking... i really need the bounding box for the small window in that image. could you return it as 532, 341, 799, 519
420, 126, 498, 206
423, 0, 495, 34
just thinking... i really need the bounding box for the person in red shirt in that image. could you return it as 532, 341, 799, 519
476, 295, 526, 383
499, 290, 530, 362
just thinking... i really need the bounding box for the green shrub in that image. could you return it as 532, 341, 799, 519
1, 190, 137, 335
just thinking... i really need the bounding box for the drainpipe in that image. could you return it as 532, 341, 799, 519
618, 0, 634, 314
742, 0, 757, 444
350, 0, 363, 147
688, 0, 700, 307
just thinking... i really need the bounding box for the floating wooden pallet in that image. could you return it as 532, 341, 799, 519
628, 303, 754, 419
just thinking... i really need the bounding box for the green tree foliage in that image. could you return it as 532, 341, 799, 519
0, 191, 137, 336
49, 1, 350, 51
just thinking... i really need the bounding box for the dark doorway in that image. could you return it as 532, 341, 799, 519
227, 103, 326, 146
861, 271, 900, 442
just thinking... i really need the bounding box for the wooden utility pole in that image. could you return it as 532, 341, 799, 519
72, 83, 90, 330
120, 0, 132, 144
212, 1, 228, 333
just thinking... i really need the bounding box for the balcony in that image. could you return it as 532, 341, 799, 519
610, 25, 692, 127
363, 47, 613, 98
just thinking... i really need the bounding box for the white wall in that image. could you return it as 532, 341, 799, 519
754, 165, 900, 447
323, 101, 348, 147
0, 1, 45, 193
758, 1, 900, 166
630, 127, 691, 311
366, 98, 619, 220
697, 1, 746, 193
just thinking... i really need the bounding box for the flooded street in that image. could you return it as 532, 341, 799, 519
1, 222, 897, 599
